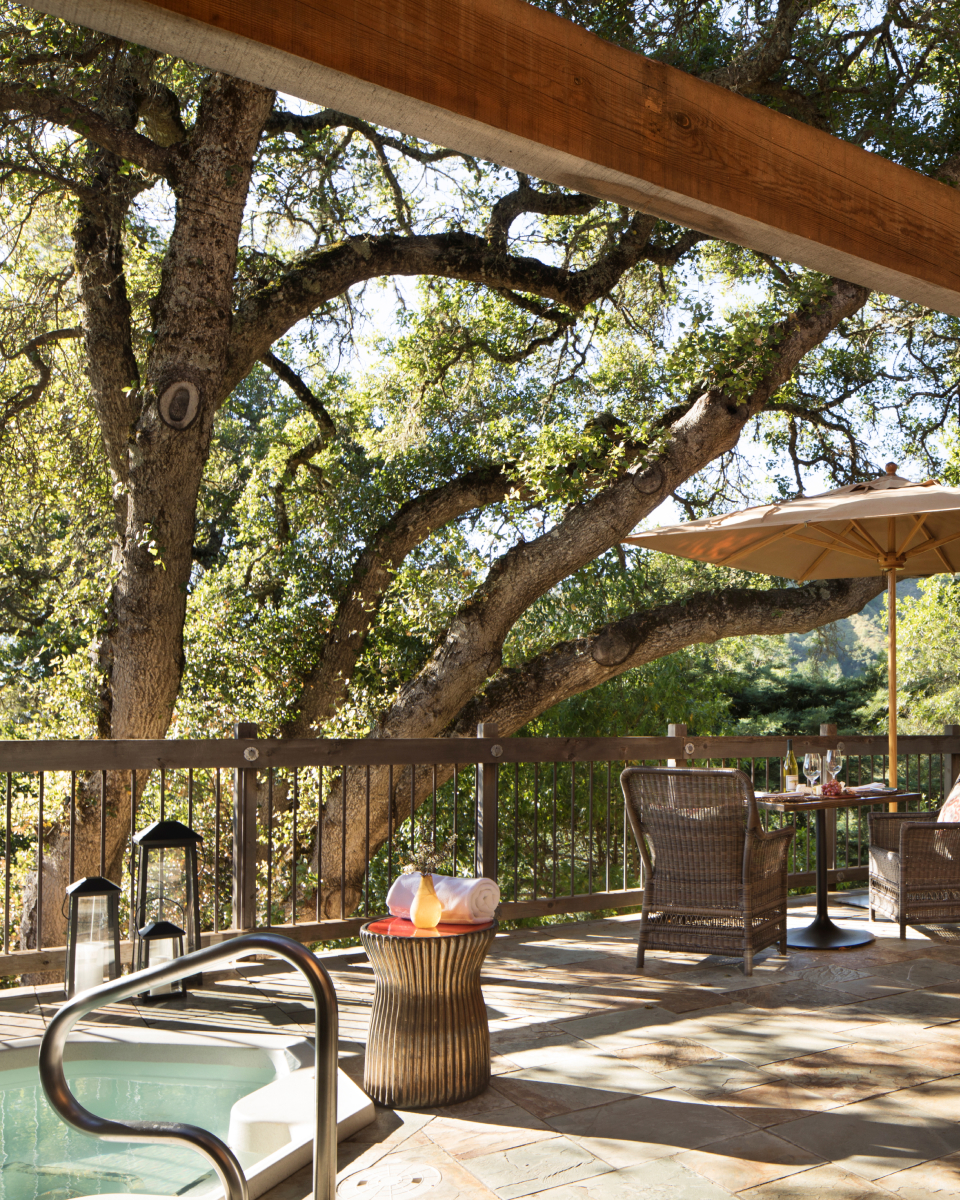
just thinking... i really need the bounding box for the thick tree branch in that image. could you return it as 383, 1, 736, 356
373, 277, 869, 740
452, 576, 888, 735
227, 216, 679, 392
0, 82, 173, 177
708, 0, 818, 93
263, 107, 464, 165
283, 465, 515, 737
485, 178, 600, 253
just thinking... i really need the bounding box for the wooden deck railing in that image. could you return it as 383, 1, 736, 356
1, 722, 957, 981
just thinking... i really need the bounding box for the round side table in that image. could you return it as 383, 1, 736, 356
360, 916, 496, 1109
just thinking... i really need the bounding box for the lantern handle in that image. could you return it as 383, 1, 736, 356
39, 931, 339, 1200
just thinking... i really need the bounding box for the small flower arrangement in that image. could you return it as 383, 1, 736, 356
402, 833, 458, 876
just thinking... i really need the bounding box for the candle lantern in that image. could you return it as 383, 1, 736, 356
136, 918, 186, 999
64, 876, 122, 999
133, 819, 202, 969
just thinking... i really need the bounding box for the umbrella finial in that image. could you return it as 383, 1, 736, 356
885, 462, 898, 475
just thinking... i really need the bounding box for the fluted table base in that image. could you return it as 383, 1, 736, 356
360, 919, 496, 1109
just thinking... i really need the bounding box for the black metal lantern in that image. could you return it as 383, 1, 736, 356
136, 918, 186, 999
64, 876, 122, 999
133, 819, 202, 965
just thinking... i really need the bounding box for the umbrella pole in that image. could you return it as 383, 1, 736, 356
888, 566, 898, 810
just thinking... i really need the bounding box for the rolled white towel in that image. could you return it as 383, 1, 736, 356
386, 873, 500, 924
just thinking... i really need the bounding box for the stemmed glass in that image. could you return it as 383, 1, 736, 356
823, 749, 844, 785
803, 752, 822, 791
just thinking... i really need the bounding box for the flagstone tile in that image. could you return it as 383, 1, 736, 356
534, 1157, 739, 1200
657, 989, 741, 1014
887, 1037, 960, 1077
829, 989, 960, 1024
614, 1038, 722, 1071
547, 1090, 758, 1157
489, 1055, 665, 1118
774, 1100, 960, 1180
795, 965, 872, 987
341, 1140, 504, 1200
655, 1059, 779, 1098
462, 1133, 611, 1198
730, 981, 854, 1011
737, 1163, 902, 1199
422, 1089, 519, 1119
823, 976, 915, 1002
422, 1106, 558, 1160
343, 1105, 434, 1146
823, 1019, 945, 1047
771, 1042, 935, 1098
489, 1032, 593, 1067
867, 957, 960, 988
877, 1150, 960, 1197
666, 1024, 858, 1068
871, 1075, 960, 1118
676, 1128, 825, 1191
717, 1080, 842, 1126
554, 1006, 685, 1049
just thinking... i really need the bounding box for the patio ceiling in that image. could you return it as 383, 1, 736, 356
29, 0, 960, 315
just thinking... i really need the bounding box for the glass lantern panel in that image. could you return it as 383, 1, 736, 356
146, 848, 187, 924
74, 894, 115, 979
147, 938, 179, 996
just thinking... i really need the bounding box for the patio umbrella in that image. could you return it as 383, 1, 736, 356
624, 464, 960, 782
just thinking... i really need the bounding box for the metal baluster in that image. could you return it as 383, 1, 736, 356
3, 774, 11, 954
214, 769, 221, 934
569, 763, 576, 897
340, 768, 347, 919
292, 769, 299, 926
364, 766, 371, 917
37, 773, 43, 951
605, 762, 611, 894
533, 763, 539, 900
100, 770, 107, 877
513, 764, 519, 902
267, 769, 274, 926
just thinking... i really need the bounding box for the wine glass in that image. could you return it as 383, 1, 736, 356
803, 752, 822, 790
823, 749, 844, 784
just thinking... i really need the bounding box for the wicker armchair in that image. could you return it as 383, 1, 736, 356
620, 766, 794, 975
868, 810, 960, 936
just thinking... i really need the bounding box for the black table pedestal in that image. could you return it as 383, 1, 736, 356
787, 808, 874, 949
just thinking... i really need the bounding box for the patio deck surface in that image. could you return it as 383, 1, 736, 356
2, 892, 960, 1200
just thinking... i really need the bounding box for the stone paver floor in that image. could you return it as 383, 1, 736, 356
3, 891, 960, 1200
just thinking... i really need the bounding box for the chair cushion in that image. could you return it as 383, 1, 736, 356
938, 779, 960, 823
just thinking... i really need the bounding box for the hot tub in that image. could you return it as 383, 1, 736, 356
0, 1027, 373, 1200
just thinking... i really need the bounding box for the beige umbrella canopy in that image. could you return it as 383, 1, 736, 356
625, 464, 960, 779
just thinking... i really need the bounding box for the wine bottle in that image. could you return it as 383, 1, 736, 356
784, 739, 799, 792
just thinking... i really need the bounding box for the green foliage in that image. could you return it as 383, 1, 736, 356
725, 652, 887, 736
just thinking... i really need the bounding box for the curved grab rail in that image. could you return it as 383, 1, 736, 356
39, 931, 339, 1200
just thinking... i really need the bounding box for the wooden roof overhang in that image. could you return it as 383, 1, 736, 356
28, 0, 960, 315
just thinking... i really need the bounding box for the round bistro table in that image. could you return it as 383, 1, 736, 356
360, 916, 496, 1108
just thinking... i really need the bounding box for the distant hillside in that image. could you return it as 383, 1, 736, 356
786, 577, 921, 677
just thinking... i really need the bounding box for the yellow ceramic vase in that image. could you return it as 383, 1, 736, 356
410, 873, 442, 929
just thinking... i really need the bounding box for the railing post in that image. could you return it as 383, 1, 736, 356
820, 724, 838, 877
943, 724, 960, 800
667, 723, 687, 767
475, 722, 500, 881
233, 722, 259, 930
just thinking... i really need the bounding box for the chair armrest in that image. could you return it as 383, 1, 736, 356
868, 810, 938, 852
748, 824, 794, 882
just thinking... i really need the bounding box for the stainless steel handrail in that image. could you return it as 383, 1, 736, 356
39, 931, 339, 1200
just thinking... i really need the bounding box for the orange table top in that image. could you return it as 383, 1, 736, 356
364, 916, 495, 938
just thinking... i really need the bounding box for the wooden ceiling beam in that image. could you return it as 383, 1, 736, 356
33, 0, 960, 314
